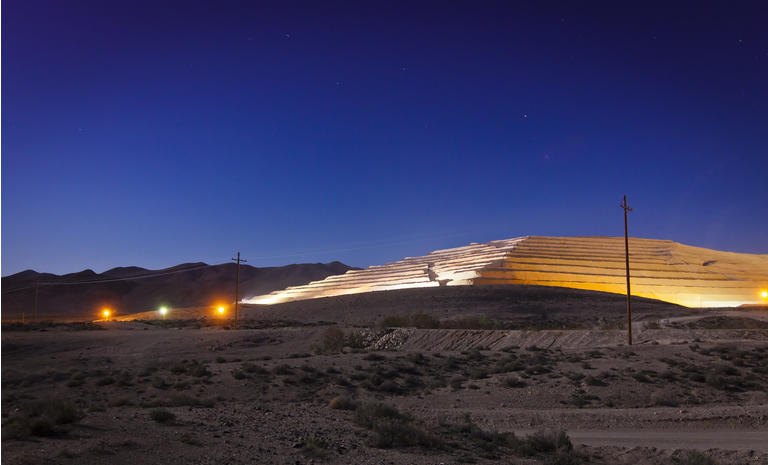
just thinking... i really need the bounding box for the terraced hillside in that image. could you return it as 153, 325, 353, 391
246, 236, 768, 308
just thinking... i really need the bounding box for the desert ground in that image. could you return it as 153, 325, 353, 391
3, 285, 768, 464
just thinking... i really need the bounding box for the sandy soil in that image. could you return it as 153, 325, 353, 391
2, 287, 767, 464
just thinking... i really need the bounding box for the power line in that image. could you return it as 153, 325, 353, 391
2, 232, 476, 294
1, 264, 212, 294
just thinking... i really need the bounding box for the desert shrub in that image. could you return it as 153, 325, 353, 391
329, 396, 357, 410
632, 372, 653, 383
369, 418, 440, 448
363, 353, 386, 362
297, 375, 316, 385
650, 390, 680, 407
468, 368, 489, 380
379, 315, 410, 328
96, 376, 115, 386
585, 376, 607, 387
58, 449, 80, 459
300, 437, 329, 459
502, 376, 527, 388
272, 364, 293, 375
403, 375, 424, 389
333, 376, 353, 387
354, 403, 404, 428
215, 356, 227, 363
188, 363, 212, 378
240, 363, 270, 376
644, 320, 662, 329
354, 403, 438, 449
436, 416, 521, 459
567, 390, 598, 408
517, 429, 573, 456
319, 326, 345, 353
150, 409, 176, 424
3, 399, 83, 439
659, 370, 677, 382
566, 372, 585, 383
66, 378, 85, 388
231, 370, 246, 380
410, 312, 440, 329
378, 380, 402, 394
179, 434, 202, 446
375, 367, 398, 379
672, 450, 719, 465
405, 352, 428, 365
442, 357, 461, 371
152, 377, 170, 389
450, 377, 466, 390
347, 330, 367, 349
109, 397, 134, 407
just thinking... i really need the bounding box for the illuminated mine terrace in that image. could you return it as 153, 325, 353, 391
245, 236, 768, 308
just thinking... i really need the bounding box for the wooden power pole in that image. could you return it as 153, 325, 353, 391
231, 252, 247, 328
34, 281, 39, 322
621, 195, 633, 345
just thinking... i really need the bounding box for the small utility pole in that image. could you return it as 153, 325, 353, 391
34, 281, 39, 322
621, 195, 633, 345
231, 252, 247, 328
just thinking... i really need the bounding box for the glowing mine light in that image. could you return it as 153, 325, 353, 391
217, 306, 225, 314
159, 306, 168, 317
762, 290, 768, 299
103, 309, 111, 318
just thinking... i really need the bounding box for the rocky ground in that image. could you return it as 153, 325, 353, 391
2, 287, 768, 464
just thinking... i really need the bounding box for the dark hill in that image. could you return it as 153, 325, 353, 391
1, 261, 355, 321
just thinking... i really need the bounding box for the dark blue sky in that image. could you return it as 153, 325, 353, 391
3, 1, 767, 275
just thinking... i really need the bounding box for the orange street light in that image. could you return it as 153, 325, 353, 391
102, 308, 111, 320
159, 306, 168, 319
217, 305, 226, 315
761, 290, 768, 299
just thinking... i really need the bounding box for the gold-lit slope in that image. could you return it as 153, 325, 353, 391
245, 236, 768, 307
474, 236, 768, 307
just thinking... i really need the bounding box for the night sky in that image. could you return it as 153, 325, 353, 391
2, 1, 767, 276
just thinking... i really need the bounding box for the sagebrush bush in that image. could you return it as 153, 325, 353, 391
150, 409, 176, 424
320, 326, 345, 353
354, 403, 438, 449
328, 396, 357, 410
2, 398, 83, 439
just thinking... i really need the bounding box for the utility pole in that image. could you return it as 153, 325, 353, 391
231, 252, 247, 328
34, 281, 39, 322
621, 195, 633, 345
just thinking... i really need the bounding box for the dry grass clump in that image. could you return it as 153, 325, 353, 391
149, 409, 176, 424
300, 437, 330, 460
328, 395, 357, 410
2, 398, 83, 439
671, 450, 720, 465
353, 403, 439, 449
